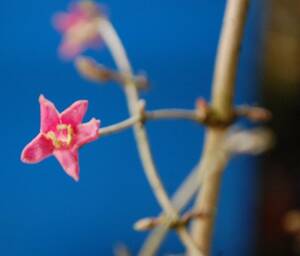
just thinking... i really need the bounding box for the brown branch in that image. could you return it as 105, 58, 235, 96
210, 0, 250, 119
190, 0, 250, 255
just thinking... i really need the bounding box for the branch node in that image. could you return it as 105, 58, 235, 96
195, 99, 272, 128
138, 99, 147, 123
195, 98, 235, 127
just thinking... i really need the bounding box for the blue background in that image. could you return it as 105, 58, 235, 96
0, 0, 261, 255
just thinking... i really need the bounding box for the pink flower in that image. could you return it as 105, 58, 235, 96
21, 95, 100, 181
53, 1, 104, 59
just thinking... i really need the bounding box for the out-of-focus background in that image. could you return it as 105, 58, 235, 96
1, 0, 293, 255
259, 1, 300, 256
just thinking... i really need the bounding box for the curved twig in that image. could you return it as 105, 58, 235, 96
98, 17, 203, 256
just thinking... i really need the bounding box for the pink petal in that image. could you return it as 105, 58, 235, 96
53, 8, 86, 33
53, 149, 80, 181
74, 118, 100, 148
53, 12, 72, 32
60, 100, 88, 126
39, 95, 60, 132
21, 134, 54, 163
59, 40, 83, 59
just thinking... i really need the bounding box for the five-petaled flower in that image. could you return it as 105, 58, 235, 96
21, 95, 100, 181
53, 0, 104, 59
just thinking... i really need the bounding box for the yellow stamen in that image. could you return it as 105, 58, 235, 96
45, 124, 74, 149
66, 125, 74, 146
57, 124, 68, 130
45, 131, 62, 149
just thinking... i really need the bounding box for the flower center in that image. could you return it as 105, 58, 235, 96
45, 124, 74, 149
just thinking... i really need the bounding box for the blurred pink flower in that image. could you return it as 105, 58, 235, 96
53, 1, 104, 59
21, 95, 100, 181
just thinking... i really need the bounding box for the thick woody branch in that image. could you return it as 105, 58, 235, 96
211, 0, 250, 118
191, 0, 250, 255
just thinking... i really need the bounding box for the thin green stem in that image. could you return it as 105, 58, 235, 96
146, 109, 198, 122
99, 115, 141, 137
98, 17, 203, 256
99, 109, 201, 137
